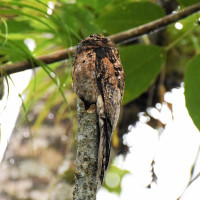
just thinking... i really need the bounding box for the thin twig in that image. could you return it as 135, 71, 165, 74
1, 2, 200, 76
177, 172, 200, 200
0, 47, 76, 76
177, 146, 200, 200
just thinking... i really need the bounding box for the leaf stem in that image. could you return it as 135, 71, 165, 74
164, 25, 197, 51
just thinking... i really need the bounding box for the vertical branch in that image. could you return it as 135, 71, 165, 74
73, 98, 99, 200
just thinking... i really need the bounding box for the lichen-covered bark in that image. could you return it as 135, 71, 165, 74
73, 98, 99, 200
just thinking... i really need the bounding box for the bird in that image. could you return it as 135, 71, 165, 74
72, 34, 125, 184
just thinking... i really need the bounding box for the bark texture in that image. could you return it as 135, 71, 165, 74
73, 98, 99, 200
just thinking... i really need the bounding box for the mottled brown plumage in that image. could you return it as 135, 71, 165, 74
72, 34, 125, 184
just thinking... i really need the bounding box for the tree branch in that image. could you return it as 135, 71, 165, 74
1, 2, 200, 76
73, 98, 99, 200
108, 2, 200, 44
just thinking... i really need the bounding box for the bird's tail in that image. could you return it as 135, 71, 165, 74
97, 116, 112, 185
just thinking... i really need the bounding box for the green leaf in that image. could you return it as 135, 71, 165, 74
77, 0, 113, 12
120, 44, 165, 104
178, 0, 200, 7
0, 36, 32, 62
0, 9, 55, 33
184, 55, 200, 131
58, 3, 100, 46
96, 2, 165, 35
0, 19, 34, 33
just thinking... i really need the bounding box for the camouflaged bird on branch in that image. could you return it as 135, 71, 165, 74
72, 34, 125, 184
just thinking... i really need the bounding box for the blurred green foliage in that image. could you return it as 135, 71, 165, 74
103, 165, 129, 195
62, 168, 75, 184
0, 0, 168, 126
178, 0, 200, 7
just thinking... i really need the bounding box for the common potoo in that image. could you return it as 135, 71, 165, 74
72, 34, 125, 184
